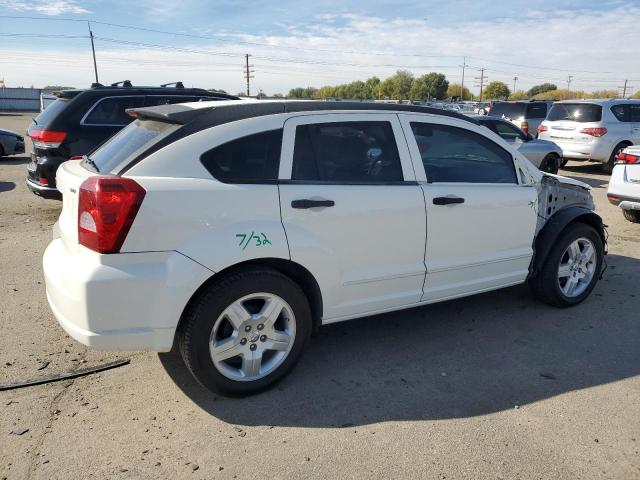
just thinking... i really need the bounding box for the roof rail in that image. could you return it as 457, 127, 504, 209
110, 80, 132, 88
160, 82, 184, 89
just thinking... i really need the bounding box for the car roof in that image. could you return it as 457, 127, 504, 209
56, 87, 239, 100
554, 98, 640, 104
132, 99, 480, 127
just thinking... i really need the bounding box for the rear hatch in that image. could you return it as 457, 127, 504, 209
488, 102, 527, 129
540, 103, 603, 145
55, 118, 180, 254
622, 146, 640, 183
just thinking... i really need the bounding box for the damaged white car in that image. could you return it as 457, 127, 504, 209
43, 101, 606, 395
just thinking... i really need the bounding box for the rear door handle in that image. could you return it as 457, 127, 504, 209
433, 196, 465, 205
291, 199, 335, 209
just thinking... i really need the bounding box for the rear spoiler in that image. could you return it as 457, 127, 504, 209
127, 104, 216, 125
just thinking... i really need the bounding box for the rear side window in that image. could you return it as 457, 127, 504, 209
547, 103, 602, 122
410, 122, 517, 184
292, 122, 403, 183
526, 103, 548, 118
83, 96, 144, 126
611, 105, 627, 121
630, 104, 640, 122
200, 130, 282, 183
88, 119, 177, 173
489, 102, 527, 119
144, 96, 198, 107
34, 98, 69, 125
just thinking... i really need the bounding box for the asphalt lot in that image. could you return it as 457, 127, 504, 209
1, 112, 639, 480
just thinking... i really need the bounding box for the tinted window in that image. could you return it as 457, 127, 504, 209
628, 104, 640, 122
200, 130, 282, 183
547, 103, 602, 122
144, 96, 198, 107
83, 96, 145, 125
34, 98, 69, 126
410, 122, 517, 184
292, 122, 403, 183
610, 104, 627, 121
88, 119, 177, 173
527, 103, 548, 118
489, 102, 527, 119
483, 120, 527, 142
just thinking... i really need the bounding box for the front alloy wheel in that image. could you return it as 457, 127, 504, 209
557, 238, 597, 298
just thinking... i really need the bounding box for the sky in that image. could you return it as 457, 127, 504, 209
0, 0, 639, 96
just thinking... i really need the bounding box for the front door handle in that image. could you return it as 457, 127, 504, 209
433, 196, 465, 205
291, 199, 335, 209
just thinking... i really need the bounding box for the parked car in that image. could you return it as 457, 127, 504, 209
26, 81, 239, 199
475, 101, 492, 115
474, 116, 563, 173
488, 100, 553, 137
0, 128, 25, 157
538, 99, 640, 173
607, 145, 640, 223
43, 100, 606, 395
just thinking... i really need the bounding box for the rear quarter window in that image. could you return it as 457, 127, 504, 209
547, 103, 602, 122
83, 96, 145, 126
33, 98, 70, 125
88, 119, 178, 173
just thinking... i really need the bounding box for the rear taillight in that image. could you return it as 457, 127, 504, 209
78, 176, 146, 254
521, 121, 529, 134
538, 125, 548, 133
616, 152, 640, 164
29, 129, 67, 149
580, 127, 607, 137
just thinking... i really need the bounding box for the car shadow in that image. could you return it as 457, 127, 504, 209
159, 253, 640, 428
560, 163, 609, 188
0, 155, 30, 166
0, 181, 16, 193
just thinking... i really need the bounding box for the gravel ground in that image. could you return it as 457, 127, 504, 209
1, 112, 639, 480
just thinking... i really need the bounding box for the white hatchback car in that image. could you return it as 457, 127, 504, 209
607, 145, 640, 223
44, 100, 606, 395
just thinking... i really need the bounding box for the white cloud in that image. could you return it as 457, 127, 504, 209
1, 5, 639, 95
0, 0, 90, 15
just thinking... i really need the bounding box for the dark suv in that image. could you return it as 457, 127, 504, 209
488, 100, 553, 137
26, 82, 238, 198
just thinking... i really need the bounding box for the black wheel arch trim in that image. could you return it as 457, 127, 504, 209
529, 206, 607, 279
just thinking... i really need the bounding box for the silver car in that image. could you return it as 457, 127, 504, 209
538, 99, 640, 172
475, 116, 563, 174
0, 128, 25, 158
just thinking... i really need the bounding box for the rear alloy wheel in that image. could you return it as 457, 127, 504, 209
622, 209, 640, 223
540, 153, 560, 174
179, 268, 312, 395
529, 222, 603, 307
603, 143, 629, 173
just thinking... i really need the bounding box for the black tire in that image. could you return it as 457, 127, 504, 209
529, 222, 603, 308
540, 153, 560, 174
0, 144, 5, 159
602, 142, 630, 174
623, 209, 640, 223
559, 157, 569, 168
178, 267, 312, 396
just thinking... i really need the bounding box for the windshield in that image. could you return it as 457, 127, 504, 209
33, 98, 69, 125
488, 103, 527, 119
547, 103, 602, 122
87, 119, 178, 173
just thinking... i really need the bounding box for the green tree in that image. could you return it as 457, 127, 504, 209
527, 83, 557, 97
446, 83, 471, 101
287, 87, 306, 98
272, 93, 284, 98
591, 89, 618, 99
632, 90, 640, 99
315, 85, 336, 99
377, 76, 397, 99
256, 89, 267, 99
391, 70, 414, 100
483, 81, 510, 100
509, 90, 529, 100
410, 72, 449, 100
532, 89, 589, 100
364, 76, 381, 99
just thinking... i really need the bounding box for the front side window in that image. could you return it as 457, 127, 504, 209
292, 121, 403, 183
83, 96, 144, 125
410, 122, 517, 184
200, 129, 282, 183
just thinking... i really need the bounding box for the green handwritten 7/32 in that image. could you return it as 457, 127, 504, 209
236, 232, 273, 250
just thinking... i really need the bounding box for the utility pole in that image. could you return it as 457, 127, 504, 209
566, 75, 573, 92
513, 76, 518, 93
87, 21, 99, 84
618, 79, 632, 98
244, 54, 254, 97
460, 56, 467, 100
474, 68, 487, 101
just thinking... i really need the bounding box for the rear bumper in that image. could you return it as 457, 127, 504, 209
26, 178, 62, 200
543, 139, 611, 163
607, 165, 640, 209
43, 239, 213, 352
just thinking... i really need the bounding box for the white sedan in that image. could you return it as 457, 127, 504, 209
607, 145, 640, 223
43, 100, 606, 395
